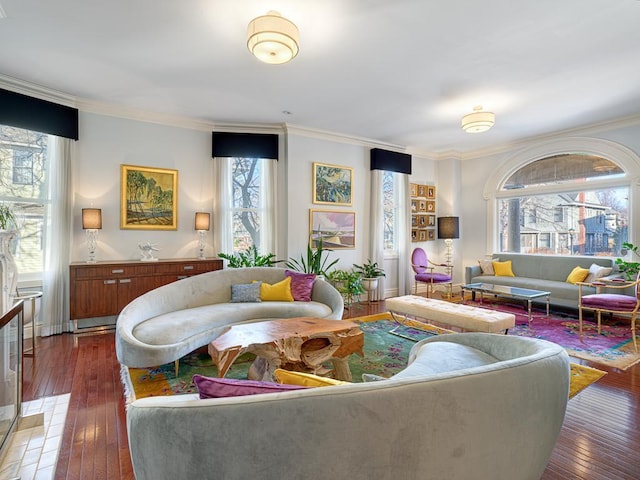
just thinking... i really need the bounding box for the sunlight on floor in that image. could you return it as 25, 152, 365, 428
0, 393, 70, 480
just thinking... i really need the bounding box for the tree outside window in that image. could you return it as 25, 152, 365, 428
231, 157, 264, 251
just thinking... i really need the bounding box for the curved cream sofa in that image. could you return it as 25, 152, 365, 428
126, 333, 570, 480
115, 267, 344, 369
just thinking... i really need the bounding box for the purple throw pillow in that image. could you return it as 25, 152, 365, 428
192, 374, 307, 399
285, 270, 316, 302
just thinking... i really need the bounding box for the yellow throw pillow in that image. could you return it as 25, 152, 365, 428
259, 277, 294, 302
566, 266, 590, 284
273, 368, 350, 387
492, 260, 515, 277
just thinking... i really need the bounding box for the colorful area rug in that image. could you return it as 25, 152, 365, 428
121, 314, 604, 403
462, 299, 640, 370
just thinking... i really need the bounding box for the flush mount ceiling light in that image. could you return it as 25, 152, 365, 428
461, 105, 495, 133
247, 10, 299, 65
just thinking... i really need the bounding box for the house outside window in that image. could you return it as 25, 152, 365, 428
497, 153, 628, 256
0, 125, 48, 277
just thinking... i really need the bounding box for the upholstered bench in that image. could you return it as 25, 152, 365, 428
386, 295, 515, 333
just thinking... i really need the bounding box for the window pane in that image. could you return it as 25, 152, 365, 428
231, 158, 263, 251
382, 171, 397, 251
0, 126, 48, 276
503, 154, 623, 190
498, 188, 628, 256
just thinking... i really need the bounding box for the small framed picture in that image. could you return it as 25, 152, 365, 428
412, 216, 418, 227
410, 183, 418, 197
418, 200, 427, 212
418, 215, 427, 227
411, 229, 418, 242
427, 186, 436, 199
426, 201, 436, 212
418, 185, 427, 197
418, 230, 427, 241
427, 229, 436, 241
411, 200, 418, 212
428, 214, 436, 226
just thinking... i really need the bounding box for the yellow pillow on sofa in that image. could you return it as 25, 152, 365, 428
273, 368, 350, 387
259, 277, 294, 302
566, 266, 590, 284
492, 260, 515, 277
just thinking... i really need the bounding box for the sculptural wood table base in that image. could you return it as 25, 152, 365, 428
208, 317, 364, 382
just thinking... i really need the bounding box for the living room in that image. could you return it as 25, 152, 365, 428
1, 1, 640, 479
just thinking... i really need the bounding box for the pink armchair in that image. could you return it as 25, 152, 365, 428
411, 248, 452, 297
578, 273, 640, 352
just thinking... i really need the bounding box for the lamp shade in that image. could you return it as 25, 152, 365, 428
247, 11, 299, 64
195, 212, 210, 231
437, 216, 459, 239
461, 106, 495, 133
82, 208, 102, 230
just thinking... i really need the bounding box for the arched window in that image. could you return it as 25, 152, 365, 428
485, 138, 640, 257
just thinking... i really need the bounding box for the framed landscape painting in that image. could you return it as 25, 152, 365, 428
121, 164, 178, 230
313, 162, 353, 206
310, 209, 356, 249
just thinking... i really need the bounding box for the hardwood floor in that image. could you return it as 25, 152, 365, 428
23, 301, 640, 480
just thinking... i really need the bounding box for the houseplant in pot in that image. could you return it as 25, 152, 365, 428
218, 245, 281, 268
353, 259, 385, 300
285, 237, 339, 279
326, 268, 365, 309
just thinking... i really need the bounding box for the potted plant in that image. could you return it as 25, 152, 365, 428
0, 203, 17, 231
218, 245, 281, 268
285, 237, 339, 278
615, 242, 640, 280
327, 268, 365, 308
353, 259, 385, 295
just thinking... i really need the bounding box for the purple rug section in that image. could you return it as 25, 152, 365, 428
465, 299, 634, 353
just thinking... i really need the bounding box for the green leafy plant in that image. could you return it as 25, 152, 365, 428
327, 268, 365, 307
285, 237, 339, 275
352, 259, 386, 278
615, 242, 640, 280
0, 204, 17, 230
218, 245, 281, 268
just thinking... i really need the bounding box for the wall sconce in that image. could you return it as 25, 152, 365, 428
195, 212, 210, 260
82, 208, 102, 264
437, 216, 460, 269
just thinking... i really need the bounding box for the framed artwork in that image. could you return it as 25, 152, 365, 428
418, 230, 427, 241
411, 229, 418, 242
418, 215, 427, 227
313, 162, 353, 206
418, 200, 427, 212
410, 183, 418, 197
427, 229, 436, 241
411, 200, 418, 212
426, 201, 436, 213
121, 164, 178, 230
310, 209, 356, 249
428, 214, 436, 226
411, 216, 418, 227
417, 185, 427, 197
427, 185, 436, 199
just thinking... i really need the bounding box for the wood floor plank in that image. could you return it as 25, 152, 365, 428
20, 300, 639, 480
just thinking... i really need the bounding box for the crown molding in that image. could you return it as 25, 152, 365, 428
0, 73, 77, 107
285, 123, 406, 152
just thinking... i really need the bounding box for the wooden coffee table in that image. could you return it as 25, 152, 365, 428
208, 317, 364, 382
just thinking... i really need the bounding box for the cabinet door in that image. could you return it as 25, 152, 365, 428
117, 276, 162, 312
72, 279, 119, 318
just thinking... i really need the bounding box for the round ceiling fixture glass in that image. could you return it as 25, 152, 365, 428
461, 106, 495, 133
247, 11, 299, 65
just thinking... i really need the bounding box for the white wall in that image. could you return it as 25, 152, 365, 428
72, 112, 214, 262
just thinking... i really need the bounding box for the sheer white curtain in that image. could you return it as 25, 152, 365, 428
369, 170, 385, 297
212, 157, 233, 257
397, 174, 412, 295
261, 158, 277, 255
41, 136, 74, 336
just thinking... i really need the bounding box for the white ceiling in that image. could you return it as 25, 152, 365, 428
1, 0, 639, 157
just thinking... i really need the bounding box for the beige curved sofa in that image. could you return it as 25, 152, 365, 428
115, 267, 344, 369
126, 333, 570, 480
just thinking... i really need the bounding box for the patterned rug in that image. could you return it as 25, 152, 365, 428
121, 314, 604, 402
462, 299, 640, 370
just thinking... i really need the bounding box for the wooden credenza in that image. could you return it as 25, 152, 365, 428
70, 258, 223, 321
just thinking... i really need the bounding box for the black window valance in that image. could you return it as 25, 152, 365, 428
370, 148, 411, 174
0, 88, 79, 140
212, 132, 278, 159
